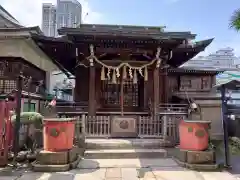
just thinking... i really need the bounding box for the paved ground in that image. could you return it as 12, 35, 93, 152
3, 167, 238, 180
228, 156, 240, 178
1, 158, 239, 180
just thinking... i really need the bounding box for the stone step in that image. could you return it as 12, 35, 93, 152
84, 149, 167, 159
86, 138, 171, 150
78, 158, 179, 168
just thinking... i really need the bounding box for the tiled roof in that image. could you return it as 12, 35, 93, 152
0, 5, 23, 27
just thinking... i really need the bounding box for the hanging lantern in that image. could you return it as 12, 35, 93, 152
144, 67, 148, 81
101, 66, 106, 80
133, 69, 138, 84
112, 69, 117, 84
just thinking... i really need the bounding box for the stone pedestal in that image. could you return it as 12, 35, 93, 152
175, 147, 215, 164
173, 147, 220, 171
32, 146, 81, 172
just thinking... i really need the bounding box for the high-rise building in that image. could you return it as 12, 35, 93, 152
42, 3, 56, 37
182, 48, 238, 70
41, 0, 82, 37
56, 0, 82, 32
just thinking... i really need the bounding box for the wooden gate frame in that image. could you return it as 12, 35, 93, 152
0, 100, 14, 166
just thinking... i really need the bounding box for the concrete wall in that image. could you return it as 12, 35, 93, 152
0, 38, 59, 72
0, 35, 61, 91
195, 99, 223, 140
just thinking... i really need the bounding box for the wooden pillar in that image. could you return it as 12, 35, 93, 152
164, 69, 168, 103
153, 68, 159, 118
160, 69, 168, 103
143, 80, 148, 109
88, 66, 96, 116
212, 76, 216, 87
159, 70, 164, 104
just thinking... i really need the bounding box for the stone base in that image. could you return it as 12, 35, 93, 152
173, 157, 220, 171
32, 156, 81, 172
172, 147, 220, 171
174, 147, 216, 164
36, 146, 78, 165
32, 146, 82, 172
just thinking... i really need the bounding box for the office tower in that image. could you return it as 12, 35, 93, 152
42, 0, 82, 37
56, 0, 82, 33
183, 48, 237, 70
42, 3, 56, 37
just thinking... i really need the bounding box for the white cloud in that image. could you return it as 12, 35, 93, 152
0, 0, 102, 27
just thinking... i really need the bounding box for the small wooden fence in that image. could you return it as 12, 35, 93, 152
60, 114, 186, 144
59, 104, 188, 146
78, 114, 186, 141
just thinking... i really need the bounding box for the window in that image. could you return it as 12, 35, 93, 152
179, 76, 192, 91
101, 78, 139, 107
201, 76, 211, 90
0, 79, 16, 93
23, 102, 36, 112
102, 79, 121, 106
123, 79, 139, 107
179, 76, 212, 91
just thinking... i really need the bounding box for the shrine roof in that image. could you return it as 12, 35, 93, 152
30, 25, 213, 74
0, 26, 43, 34
58, 24, 196, 40
0, 5, 23, 27
168, 38, 213, 67
168, 67, 223, 75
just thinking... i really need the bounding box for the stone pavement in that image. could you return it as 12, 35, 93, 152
0, 158, 239, 180
229, 155, 240, 179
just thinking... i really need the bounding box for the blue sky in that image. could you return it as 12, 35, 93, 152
86, 0, 240, 56
2, 0, 240, 56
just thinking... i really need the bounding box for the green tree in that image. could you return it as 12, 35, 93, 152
230, 9, 240, 31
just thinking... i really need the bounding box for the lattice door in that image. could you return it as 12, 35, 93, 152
101, 78, 139, 107
123, 79, 139, 107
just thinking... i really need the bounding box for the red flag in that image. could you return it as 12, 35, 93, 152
49, 96, 56, 107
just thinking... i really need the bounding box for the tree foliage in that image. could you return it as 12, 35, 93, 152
230, 9, 240, 31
